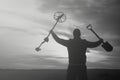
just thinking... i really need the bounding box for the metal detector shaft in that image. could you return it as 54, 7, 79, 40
35, 12, 66, 52
47, 19, 59, 38
37, 20, 59, 48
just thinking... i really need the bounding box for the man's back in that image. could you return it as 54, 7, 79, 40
66, 38, 87, 65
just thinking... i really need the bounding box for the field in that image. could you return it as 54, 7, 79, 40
0, 69, 120, 80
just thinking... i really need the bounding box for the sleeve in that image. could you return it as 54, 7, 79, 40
85, 39, 103, 48
51, 31, 69, 46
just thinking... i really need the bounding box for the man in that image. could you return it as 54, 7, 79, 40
51, 29, 103, 80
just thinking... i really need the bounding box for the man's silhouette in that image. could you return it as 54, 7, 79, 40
51, 29, 103, 80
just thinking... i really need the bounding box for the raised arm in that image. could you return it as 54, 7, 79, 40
51, 31, 68, 46
85, 39, 103, 48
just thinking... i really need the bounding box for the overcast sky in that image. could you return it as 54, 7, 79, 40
0, 0, 120, 69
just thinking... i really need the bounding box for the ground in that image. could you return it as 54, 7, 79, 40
0, 69, 120, 80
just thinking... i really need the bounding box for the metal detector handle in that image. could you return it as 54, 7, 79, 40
35, 18, 59, 52
35, 17, 58, 51
87, 24, 102, 40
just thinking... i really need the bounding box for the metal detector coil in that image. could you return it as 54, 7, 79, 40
54, 12, 66, 23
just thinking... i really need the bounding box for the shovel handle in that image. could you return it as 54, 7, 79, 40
87, 24, 102, 40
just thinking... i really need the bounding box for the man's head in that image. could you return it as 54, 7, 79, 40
73, 29, 81, 38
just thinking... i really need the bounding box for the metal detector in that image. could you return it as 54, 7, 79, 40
35, 12, 66, 52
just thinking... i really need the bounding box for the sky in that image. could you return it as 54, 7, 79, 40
0, 0, 120, 69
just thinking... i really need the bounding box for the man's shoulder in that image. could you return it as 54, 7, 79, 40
78, 39, 86, 42
82, 39, 87, 41
69, 38, 87, 42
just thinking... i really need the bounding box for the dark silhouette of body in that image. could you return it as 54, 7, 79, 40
51, 29, 103, 80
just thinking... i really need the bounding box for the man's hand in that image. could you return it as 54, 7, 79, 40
100, 38, 104, 43
50, 30, 53, 34
44, 37, 49, 42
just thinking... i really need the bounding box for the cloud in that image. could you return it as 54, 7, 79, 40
87, 49, 109, 63
0, 0, 119, 69
0, 53, 67, 69
0, 26, 47, 36
39, 0, 120, 37
86, 48, 120, 69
